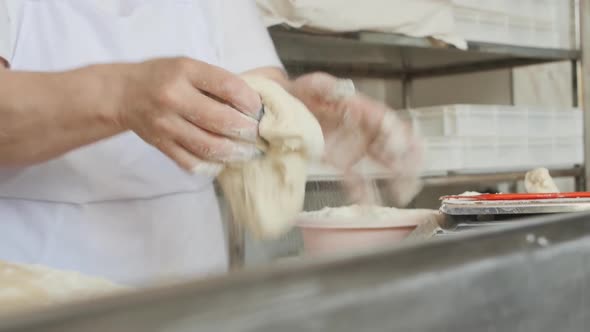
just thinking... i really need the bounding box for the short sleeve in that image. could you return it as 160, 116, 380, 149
213, 0, 283, 73
0, 1, 11, 64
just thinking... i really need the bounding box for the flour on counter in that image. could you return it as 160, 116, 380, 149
0, 260, 124, 314
299, 205, 442, 228
302, 205, 404, 220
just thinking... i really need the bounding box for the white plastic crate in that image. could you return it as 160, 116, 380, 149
411, 104, 582, 138
308, 135, 582, 178
460, 136, 582, 171
527, 137, 555, 167
527, 137, 583, 167
307, 162, 340, 180
556, 110, 584, 137
553, 136, 584, 165
452, 0, 575, 49
461, 137, 529, 170
410, 105, 497, 137
422, 137, 464, 173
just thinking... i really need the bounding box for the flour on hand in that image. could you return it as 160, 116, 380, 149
217, 76, 324, 238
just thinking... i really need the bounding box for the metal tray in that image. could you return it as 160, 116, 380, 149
440, 197, 590, 215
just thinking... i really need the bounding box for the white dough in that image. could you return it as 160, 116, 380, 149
218, 76, 324, 238
298, 205, 440, 228
0, 260, 124, 314
524, 168, 559, 193
302, 205, 406, 220
458, 191, 483, 196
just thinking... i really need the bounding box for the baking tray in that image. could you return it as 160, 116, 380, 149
440, 197, 590, 216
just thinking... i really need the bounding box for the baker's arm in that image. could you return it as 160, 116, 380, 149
0, 58, 262, 170
0, 63, 123, 165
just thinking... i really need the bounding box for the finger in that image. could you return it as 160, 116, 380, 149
323, 128, 366, 170
368, 111, 409, 168
294, 72, 355, 102
176, 86, 260, 143
325, 95, 386, 147
153, 139, 221, 176
184, 60, 262, 119
167, 115, 262, 163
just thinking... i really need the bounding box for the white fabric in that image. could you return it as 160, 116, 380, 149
0, 0, 281, 286
0, 0, 283, 71
0, 1, 8, 61
256, 0, 467, 49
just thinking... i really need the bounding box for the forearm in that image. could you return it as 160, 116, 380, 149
0, 65, 126, 166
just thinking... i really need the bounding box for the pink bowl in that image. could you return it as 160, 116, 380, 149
295, 207, 438, 256
298, 225, 417, 256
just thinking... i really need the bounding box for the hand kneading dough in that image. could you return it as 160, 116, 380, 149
218, 76, 324, 238
0, 260, 124, 314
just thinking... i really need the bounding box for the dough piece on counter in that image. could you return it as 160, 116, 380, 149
525, 168, 559, 193
218, 76, 324, 238
458, 191, 482, 196
0, 260, 124, 314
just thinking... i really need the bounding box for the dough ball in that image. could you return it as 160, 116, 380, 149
524, 168, 559, 193
218, 76, 324, 238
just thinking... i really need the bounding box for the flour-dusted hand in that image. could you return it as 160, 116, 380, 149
291, 72, 423, 206
117, 57, 264, 174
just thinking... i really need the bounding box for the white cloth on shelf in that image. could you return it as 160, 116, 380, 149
256, 0, 467, 49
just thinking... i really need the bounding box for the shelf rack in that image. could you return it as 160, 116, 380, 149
270, 26, 580, 80
267, 1, 584, 182
227, 1, 589, 268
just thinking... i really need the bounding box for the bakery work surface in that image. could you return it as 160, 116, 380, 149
1, 212, 590, 332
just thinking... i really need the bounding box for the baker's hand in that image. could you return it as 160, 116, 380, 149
117, 57, 262, 174
291, 72, 423, 206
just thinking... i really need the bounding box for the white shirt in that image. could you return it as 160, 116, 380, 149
0, 0, 283, 286
0, 0, 283, 72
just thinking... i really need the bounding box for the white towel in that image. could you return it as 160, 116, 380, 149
256, 0, 467, 49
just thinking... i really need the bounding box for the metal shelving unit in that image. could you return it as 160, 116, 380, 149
270, 27, 580, 80
267, 4, 585, 188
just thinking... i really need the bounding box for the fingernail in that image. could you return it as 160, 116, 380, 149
256, 104, 265, 121
191, 162, 224, 177
329, 79, 356, 101
236, 91, 263, 119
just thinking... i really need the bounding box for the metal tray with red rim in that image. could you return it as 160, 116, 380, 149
439, 192, 590, 216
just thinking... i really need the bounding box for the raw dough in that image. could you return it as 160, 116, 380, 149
458, 191, 482, 196
299, 205, 440, 228
218, 76, 324, 238
0, 260, 124, 314
525, 168, 559, 193
302, 205, 410, 220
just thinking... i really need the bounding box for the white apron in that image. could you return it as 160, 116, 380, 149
0, 0, 228, 286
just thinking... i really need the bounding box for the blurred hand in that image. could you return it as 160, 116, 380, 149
291, 72, 423, 206
118, 57, 263, 175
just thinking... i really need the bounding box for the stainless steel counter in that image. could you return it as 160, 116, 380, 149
2, 212, 590, 332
